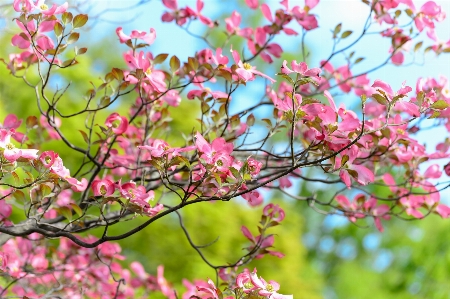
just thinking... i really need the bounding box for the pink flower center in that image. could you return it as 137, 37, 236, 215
243, 63, 251, 70
100, 185, 107, 195
6, 143, 15, 150
112, 120, 121, 128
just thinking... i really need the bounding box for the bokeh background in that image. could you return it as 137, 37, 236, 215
1, 0, 450, 298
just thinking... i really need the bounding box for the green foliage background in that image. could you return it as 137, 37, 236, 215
1, 1, 450, 297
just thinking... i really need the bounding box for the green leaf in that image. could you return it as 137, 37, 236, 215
428, 111, 441, 119
201, 101, 209, 114
67, 32, 79, 44
405, 8, 414, 17
333, 23, 342, 37
414, 41, 423, 52
229, 167, 242, 180
153, 53, 169, 64
341, 155, 349, 167
213, 173, 222, 187
61, 59, 76, 67
381, 128, 391, 139
26, 116, 38, 129
247, 114, 255, 126
75, 47, 88, 55
297, 77, 319, 86
111, 68, 124, 81
56, 206, 72, 220
341, 30, 353, 38
430, 100, 449, 110
361, 94, 367, 105
230, 114, 240, 129
11, 172, 20, 184
301, 98, 321, 105
188, 57, 199, 71
262, 118, 273, 128
170, 55, 180, 73
391, 94, 406, 104
354, 57, 365, 64
73, 14, 88, 29
372, 94, 388, 105
100, 96, 110, 106
79, 130, 89, 144
12, 190, 26, 202
275, 73, 295, 84
40, 184, 52, 197
219, 69, 232, 82
61, 12, 73, 24
70, 203, 83, 217
54, 22, 63, 37
416, 91, 425, 107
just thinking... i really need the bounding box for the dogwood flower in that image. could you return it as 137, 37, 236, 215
0, 129, 38, 162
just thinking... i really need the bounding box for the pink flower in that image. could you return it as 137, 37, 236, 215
236, 269, 257, 293
281, 60, 321, 77
39, 150, 58, 168
0, 200, 12, 221
247, 157, 263, 176
138, 139, 171, 159
0, 114, 26, 143
263, 204, 285, 223
187, 88, 229, 101
34, 1, 68, 15
65, 177, 88, 192
194, 132, 234, 171
105, 113, 129, 135
193, 0, 214, 27
196, 279, 220, 299
231, 48, 275, 83
250, 270, 281, 298
40, 115, 61, 140
415, 1, 446, 32
13, 0, 34, 12
0, 252, 8, 272
0, 129, 38, 162
245, 0, 259, 9
14, 0, 68, 15
11, 19, 55, 50
444, 162, 450, 176
92, 179, 115, 196
436, 204, 450, 218
118, 180, 153, 201
157, 265, 176, 299
225, 11, 252, 38
124, 51, 167, 92
423, 164, 442, 179
236, 269, 292, 299
335, 145, 374, 188
292, 5, 319, 30
161, 0, 196, 26
116, 27, 156, 45
48, 155, 70, 178
242, 190, 263, 206
163, 90, 181, 106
